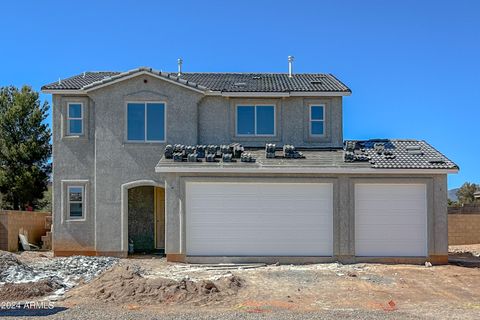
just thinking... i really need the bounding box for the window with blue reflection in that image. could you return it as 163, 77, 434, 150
127, 103, 145, 141
310, 105, 325, 135
237, 105, 275, 136
69, 104, 82, 118
67, 103, 83, 135
237, 106, 255, 135
256, 106, 274, 135
147, 103, 165, 141
127, 102, 165, 142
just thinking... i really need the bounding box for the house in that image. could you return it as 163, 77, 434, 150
41, 59, 458, 264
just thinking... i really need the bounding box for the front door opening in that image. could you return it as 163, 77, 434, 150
127, 185, 165, 254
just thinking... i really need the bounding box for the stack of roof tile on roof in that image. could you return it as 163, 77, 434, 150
41, 67, 351, 93
156, 140, 458, 171
344, 139, 459, 170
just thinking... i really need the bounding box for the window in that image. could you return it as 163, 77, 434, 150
67, 103, 83, 135
127, 102, 166, 142
236, 105, 275, 136
310, 105, 325, 136
68, 186, 84, 219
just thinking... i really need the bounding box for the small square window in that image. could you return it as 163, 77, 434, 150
68, 186, 84, 219
310, 105, 325, 136
67, 103, 84, 136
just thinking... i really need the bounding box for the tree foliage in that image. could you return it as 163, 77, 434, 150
456, 182, 479, 205
0, 86, 51, 210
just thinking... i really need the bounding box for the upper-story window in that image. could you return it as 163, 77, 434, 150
68, 186, 84, 219
309, 105, 325, 136
126, 102, 166, 142
236, 105, 275, 136
67, 103, 84, 135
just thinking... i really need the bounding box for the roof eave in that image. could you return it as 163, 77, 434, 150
41, 89, 87, 95
204, 91, 352, 97
41, 88, 353, 97
155, 166, 459, 174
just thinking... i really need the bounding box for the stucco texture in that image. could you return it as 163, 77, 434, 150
50, 74, 449, 263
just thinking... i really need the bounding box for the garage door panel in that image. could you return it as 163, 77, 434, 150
355, 183, 427, 257
355, 214, 426, 226
356, 225, 426, 241
356, 240, 426, 256
186, 182, 333, 256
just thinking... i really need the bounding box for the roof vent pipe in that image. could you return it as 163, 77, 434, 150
288, 55, 294, 78
177, 58, 183, 77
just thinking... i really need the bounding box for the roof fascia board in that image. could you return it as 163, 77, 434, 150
83, 71, 206, 94
41, 89, 87, 95
219, 92, 289, 97
42, 88, 352, 97
204, 91, 351, 97
155, 166, 459, 174
289, 91, 351, 97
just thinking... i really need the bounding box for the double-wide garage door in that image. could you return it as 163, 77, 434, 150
186, 182, 333, 256
355, 184, 427, 257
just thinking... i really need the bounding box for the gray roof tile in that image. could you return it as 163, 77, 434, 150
344, 139, 459, 170
155, 140, 458, 171
41, 68, 351, 93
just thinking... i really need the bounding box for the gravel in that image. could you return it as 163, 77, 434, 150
0, 306, 428, 320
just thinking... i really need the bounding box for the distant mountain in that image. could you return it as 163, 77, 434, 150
448, 188, 459, 201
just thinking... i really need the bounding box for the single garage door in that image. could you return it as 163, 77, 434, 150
355, 184, 427, 257
186, 182, 333, 256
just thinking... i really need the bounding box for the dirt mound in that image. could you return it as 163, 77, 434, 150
0, 280, 62, 301
78, 265, 243, 304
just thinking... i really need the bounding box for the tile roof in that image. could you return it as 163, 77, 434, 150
155, 139, 458, 171
41, 67, 351, 93
42, 72, 120, 90
344, 139, 459, 170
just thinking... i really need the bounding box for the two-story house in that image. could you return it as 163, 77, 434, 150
42, 61, 458, 264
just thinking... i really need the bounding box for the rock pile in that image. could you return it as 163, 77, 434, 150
0, 251, 118, 300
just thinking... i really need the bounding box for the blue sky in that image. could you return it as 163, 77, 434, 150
0, 0, 478, 189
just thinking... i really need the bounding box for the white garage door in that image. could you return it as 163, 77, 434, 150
186, 182, 333, 256
355, 184, 427, 257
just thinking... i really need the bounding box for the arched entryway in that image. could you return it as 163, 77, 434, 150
121, 180, 165, 254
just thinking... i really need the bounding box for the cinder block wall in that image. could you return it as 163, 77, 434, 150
448, 214, 480, 245
0, 210, 51, 252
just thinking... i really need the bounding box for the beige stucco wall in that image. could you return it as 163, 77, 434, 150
0, 210, 50, 252
449, 214, 480, 245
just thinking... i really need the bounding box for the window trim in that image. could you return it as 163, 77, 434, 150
309, 104, 326, 137
235, 104, 276, 137
125, 101, 167, 143
66, 102, 84, 136
67, 185, 85, 220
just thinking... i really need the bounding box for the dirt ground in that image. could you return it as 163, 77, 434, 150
1, 246, 480, 319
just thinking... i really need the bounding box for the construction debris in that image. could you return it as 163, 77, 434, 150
0, 251, 118, 300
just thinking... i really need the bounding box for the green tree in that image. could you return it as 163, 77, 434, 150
456, 182, 479, 205
0, 86, 51, 210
